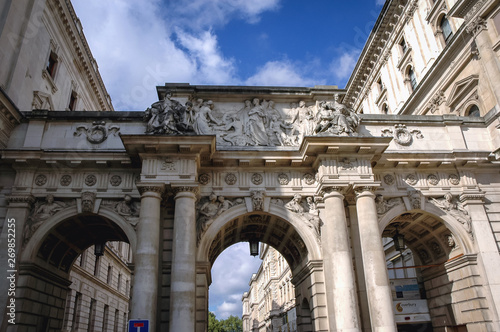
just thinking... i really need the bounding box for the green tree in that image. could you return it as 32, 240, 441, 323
208, 312, 243, 332
220, 315, 242, 332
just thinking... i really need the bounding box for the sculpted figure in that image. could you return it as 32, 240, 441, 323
267, 115, 294, 146
314, 94, 360, 135
431, 193, 472, 233
285, 194, 304, 213
193, 100, 221, 135
115, 195, 140, 217
251, 191, 264, 211
216, 196, 233, 216
24, 195, 66, 244
197, 193, 221, 242
247, 98, 269, 145
375, 194, 402, 215
221, 115, 251, 146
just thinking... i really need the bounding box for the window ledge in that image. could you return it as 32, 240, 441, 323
41, 69, 58, 94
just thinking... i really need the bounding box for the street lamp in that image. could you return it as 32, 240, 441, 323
392, 226, 405, 253
94, 242, 106, 257
249, 240, 259, 257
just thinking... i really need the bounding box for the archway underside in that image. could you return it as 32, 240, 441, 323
383, 211, 457, 266
208, 213, 308, 268
36, 214, 129, 273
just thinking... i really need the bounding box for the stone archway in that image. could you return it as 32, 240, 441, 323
11, 207, 135, 332
196, 204, 325, 332
379, 201, 493, 331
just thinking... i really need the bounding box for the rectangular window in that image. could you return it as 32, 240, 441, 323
102, 305, 109, 331
88, 299, 96, 332
117, 273, 122, 291
46, 51, 58, 78
71, 292, 81, 331
400, 38, 407, 53
94, 256, 100, 277
68, 91, 77, 111
107, 265, 113, 285
113, 310, 119, 332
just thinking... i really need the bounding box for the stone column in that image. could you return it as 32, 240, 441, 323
130, 184, 164, 331
0, 194, 35, 332
460, 193, 500, 330
321, 187, 361, 332
354, 186, 397, 332
467, 18, 500, 105
169, 186, 198, 332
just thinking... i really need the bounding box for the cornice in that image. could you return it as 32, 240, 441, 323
48, 0, 114, 111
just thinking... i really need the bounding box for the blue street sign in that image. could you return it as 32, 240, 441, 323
128, 320, 149, 332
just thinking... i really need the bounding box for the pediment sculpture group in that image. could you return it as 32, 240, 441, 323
144, 92, 360, 147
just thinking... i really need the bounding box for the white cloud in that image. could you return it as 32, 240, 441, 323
72, 0, 280, 111
245, 60, 318, 87
376, 0, 386, 6
210, 243, 262, 318
329, 50, 361, 83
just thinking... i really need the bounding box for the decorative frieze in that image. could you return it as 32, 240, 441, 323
143, 93, 361, 147
375, 195, 403, 215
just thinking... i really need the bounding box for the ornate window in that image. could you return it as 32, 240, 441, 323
466, 104, 480, 117
46, 51, 58, 78
407, 67, 418, 92
440, 16, 453, 44
382, 103, 389, 114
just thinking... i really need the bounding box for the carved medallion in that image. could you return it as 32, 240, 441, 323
251, 173, 263, 185
74, 121, 120, 144
303, 173, 315, 185
225, 173, 237, 185
85, 174, 97, 186
427, 174, 439, 186
199, 173, 210, 185
35, 175, 47, 186
383, 174, 395, 185
60, 175, 72, 186
110, 175, 122, 187
448, 174, 460, 185
405, 174, 418, 185
277, 173, 290, 185
381, 124, 423, 146
160, 160, 176, 171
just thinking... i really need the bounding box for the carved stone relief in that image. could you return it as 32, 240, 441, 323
381, 124, 423, 146
60, 175, 72, 186
284, 194, 321, 241
74, 121, 120, 144
375, 194, 403, 215
143, 92, 360, 147
81, 191, 96, 213
24, 195, 72, 245
35, 174, 47, 186
429, 193, 473, 239
199, 173, 210, 185
196, 193, 244, 244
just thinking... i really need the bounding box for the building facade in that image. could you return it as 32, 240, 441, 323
242, 245, 297, 332
1, 0, 500, 332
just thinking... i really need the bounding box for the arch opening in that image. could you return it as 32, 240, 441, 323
382, 211, 484, 331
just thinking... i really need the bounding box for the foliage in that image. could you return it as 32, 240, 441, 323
208, 312, 243, 332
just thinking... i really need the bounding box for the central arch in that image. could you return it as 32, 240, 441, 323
196, 203, 325, 332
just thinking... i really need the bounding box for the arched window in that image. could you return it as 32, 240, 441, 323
440, 16, 453, 44
382, 104, 389, 114
466, 104, 480, 117
408, 68, 418, 91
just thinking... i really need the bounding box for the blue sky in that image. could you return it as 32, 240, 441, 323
72, 0, 385, 318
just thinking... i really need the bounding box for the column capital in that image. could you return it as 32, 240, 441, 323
172, 185, 199, 197
136, 183, 165, 196
320, 185, 348, 199
353, 184, 379, 198
466, 17, 487, 37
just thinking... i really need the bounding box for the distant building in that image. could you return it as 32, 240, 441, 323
63, 242, 132, 332
242, 245, 296, 332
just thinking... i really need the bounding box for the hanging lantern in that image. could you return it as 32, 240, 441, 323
94, 242, 106, 257
392, 227, 405, 253
249, 240, 259, 257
